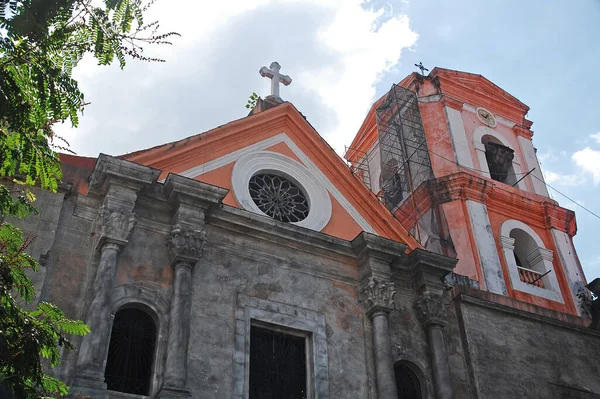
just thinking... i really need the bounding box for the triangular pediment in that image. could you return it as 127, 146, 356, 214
120, 103, 421, 248
430, 67, 530, 122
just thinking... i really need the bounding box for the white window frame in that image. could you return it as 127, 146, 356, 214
498, 219, 563, 303
472, 126, 527, 190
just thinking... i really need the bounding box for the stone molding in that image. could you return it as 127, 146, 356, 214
352, 232, 406, 281
95, 207, 136, 250
88, 153, 160, 196
441, 95, 463, 110
233, 294, 329, 399
167, 224, 207, 266
360, 277, 396, 316
231, 151, 332, 231
415, 290, 448, 327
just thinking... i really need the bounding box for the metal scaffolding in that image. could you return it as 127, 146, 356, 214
376, 84, 442, 250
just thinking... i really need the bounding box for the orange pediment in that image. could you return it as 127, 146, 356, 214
119, 102, 421, 249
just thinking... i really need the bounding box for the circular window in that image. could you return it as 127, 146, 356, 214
249, 173, 309, 223
231, 151, 332, 231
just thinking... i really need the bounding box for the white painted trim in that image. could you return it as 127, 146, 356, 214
499, 219, 563, 303
231, 151, 332, 231
466, 200, 507, 295
551, 228, 586, 315
444, 106, 474, 169
517, 136, 549, 196
175, 133, 376, 233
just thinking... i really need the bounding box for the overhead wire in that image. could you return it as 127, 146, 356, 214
424, 147, 600, 221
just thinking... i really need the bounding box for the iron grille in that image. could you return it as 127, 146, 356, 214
105, 308, 156, 395
395, 364, 423, 399
249, 325, 307, 399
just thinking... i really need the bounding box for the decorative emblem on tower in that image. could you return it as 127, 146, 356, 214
476, 107, 497, 127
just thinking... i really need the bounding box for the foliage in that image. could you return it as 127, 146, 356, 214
0, 223, 90, 397
0, 0, 178, 396
245, 92, 259, 109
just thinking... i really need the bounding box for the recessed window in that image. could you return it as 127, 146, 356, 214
105, 308, 157, 395
395, 363, 423, 399
249, 325, 308, 399
510, 229, 548, 288
249, 173, 309, 223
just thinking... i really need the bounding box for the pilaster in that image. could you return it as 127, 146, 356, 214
72, 155, 160, 397
158, 174, 227, 398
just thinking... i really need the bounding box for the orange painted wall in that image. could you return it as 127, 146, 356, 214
419, 101, 460, 177
441, 201, 482, 284
487, 211, 577, 314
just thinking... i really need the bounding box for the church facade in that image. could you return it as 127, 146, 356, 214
18, 66, 600, 399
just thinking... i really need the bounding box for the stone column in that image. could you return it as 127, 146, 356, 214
361, 277, 398, 399
73, 207, 136, 391
416, 291, 454, 399
158, 224, 207, 398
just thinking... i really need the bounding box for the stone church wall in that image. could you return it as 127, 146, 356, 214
455, 291, 600, 399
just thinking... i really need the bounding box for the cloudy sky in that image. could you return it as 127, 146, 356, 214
56, 0, 600, 280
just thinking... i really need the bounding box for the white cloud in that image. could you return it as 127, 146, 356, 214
572, 147, 600, 184
543, 170, 586, 186
590, 132, 600, 144
56, 0, 418, 156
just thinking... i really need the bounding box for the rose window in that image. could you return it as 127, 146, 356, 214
249, 174, 309, 223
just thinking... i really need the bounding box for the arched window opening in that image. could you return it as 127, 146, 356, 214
105, 307, 157, 395
510, 229, 548, 288
380, 158, 405, 210
394, 363, 422, 399
483, 135, 517, 185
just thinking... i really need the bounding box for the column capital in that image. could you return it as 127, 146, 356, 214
498, 235, 515, 250
95, 207, 136, 251
167, 224, 207, 267
360, 277, 396, 316
415, 290, 448, 328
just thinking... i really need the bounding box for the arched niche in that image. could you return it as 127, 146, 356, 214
498, 219, 563, 302
108, 284, 171, 397
394, 360, 428, 399
472, 126, 526, 190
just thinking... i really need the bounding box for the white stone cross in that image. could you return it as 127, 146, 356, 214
259, 61, 292, 100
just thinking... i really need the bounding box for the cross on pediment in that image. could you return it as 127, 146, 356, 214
259, 61, 292, 101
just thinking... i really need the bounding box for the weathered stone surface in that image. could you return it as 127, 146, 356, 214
13, 154, 600, 399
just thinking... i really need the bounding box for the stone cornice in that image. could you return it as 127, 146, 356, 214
441, 95, 463, 110
89, 154, 161, 196
209, 205, 357, 261
351, 232, 407, 281
513, 124, 534, 139
163, 173, 229, 210
428, 172, 493, 204
397, 248, 457, 294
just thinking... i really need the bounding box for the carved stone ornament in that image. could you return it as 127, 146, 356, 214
414, 290, 447, 327
360, 277, 396, 315
97, 207, 136, 247
167, 224, 207, 265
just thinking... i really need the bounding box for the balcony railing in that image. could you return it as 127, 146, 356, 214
518, 267, 545, 288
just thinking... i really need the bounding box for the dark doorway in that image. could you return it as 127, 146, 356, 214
105, 307, 157, 395
249, 325, 307, 399
395, 363, 422, 399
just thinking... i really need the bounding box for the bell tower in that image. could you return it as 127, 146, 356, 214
346, 67, 587, 315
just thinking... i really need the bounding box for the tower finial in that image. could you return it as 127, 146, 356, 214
415, 62, 429, 75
